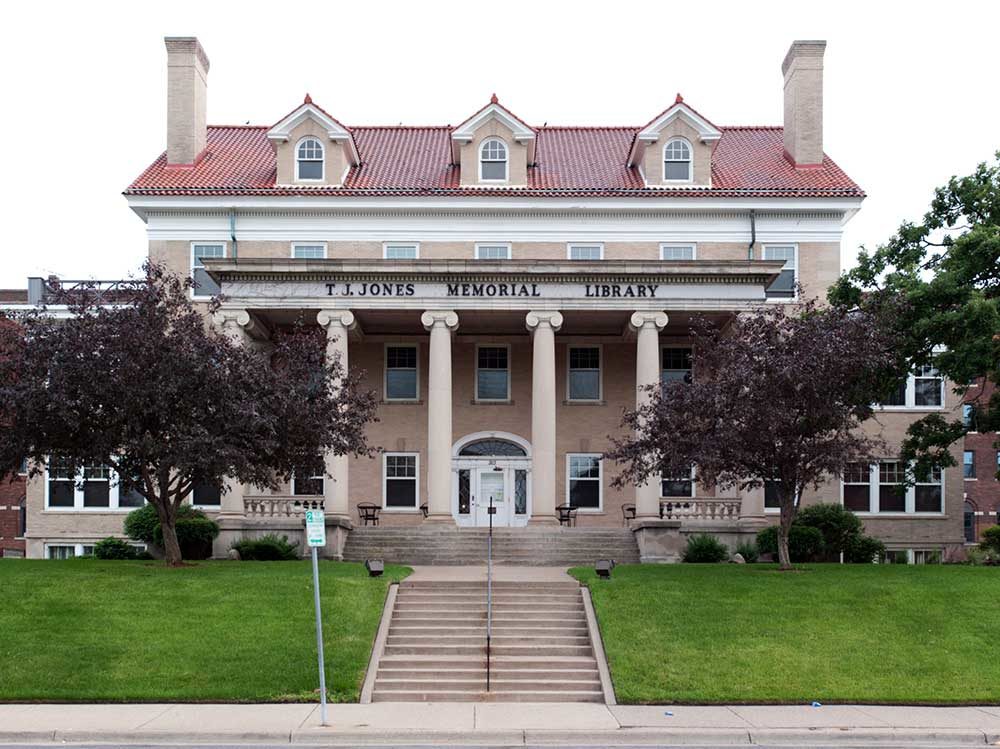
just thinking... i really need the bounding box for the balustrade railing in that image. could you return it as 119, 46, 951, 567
659, 498, 741, 521
243, 495, 323, 518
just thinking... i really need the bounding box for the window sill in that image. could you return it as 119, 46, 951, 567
563, 399, 606, 406
854, 512, 948, 519
569, 508, 605, 514
471, 399, 515, 406
382, 399, 424, 406
380, 507, 422, 513
965, 478, 978, 481
875, 406, 945, 413
43, 508, 137, 513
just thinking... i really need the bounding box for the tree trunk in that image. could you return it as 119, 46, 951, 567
777, 491, 796, 571
152, 499, 183, 567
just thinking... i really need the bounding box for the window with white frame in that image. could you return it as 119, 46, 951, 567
660, 243, 696, 261
292, 243, 326, 259
567, 454, 602, 510
764, 479, 781, 509
384, 243, 419, 260
964, 450, 976, 479
763, 245, 797, 298
661, 467, 695, 498
296, 138, 324, 180
476, 346, 510, 401
567, 346, 601, 401
191, 243, 225, 298
475, 243, 511, 260
383, 453, 418, 509
568, 244, 603, 261
385, 345, 418, 401
479, 138, 508, 181
963, 404, 976, 429
842, 461, 944, 514
663, 138, 692, 181
45, 459, 147, 511
47, 544, 93, 559
878, 366, 944, 409
661, 346, 692, 384
292, 458, 325, 496
191, 481, 221, 507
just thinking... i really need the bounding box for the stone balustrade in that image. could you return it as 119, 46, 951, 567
659, 497, 742, 522
243, 495, 324, 518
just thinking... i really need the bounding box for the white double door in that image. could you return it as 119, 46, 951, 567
454, 461, 530, 527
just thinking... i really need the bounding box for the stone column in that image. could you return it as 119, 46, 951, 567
630, 311, 668, 519
212, 309, 258, 518
526, 311, 563, 525
317, 310, 357, 520
421, 310, 459, 522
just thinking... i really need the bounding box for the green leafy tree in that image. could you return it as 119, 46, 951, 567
829, 153, 1000, 478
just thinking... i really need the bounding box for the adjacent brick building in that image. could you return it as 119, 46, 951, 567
963, 378, 1000, 542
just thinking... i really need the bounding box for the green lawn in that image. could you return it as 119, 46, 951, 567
571, 564, 1000, 705
0, 559, 409, 702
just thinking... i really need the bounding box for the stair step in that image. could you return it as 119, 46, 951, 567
370, 690, 604, 703
375, 678, 601, 691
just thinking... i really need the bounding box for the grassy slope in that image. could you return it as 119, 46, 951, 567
0, 560, 409, 702
572, 564, 1000, 704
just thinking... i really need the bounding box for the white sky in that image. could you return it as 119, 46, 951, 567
1, 0, 997, 287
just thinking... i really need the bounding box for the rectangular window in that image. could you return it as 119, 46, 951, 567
567, 346, 601, 401
567, 244, 603, 261
191, 243, 225, 298
914, 467, 943, 513
384, 243, 419, 260
842, 463, 872, 512
764, 480, 781, 509
476, 346, 510, 401
879, 379, 907, 407
661, 347, 692, 384
660, 244, 696, 261
46, 459, 148, 511
963, 404, 975, 429
47, 545, 77, 560
913, 365, 943, 407
964, 451, 976, 479
567, 454, 602, 510
292, 459, 325, 496
384, 453, 418, 509
458, 469, 471, 515
475, 244, 511, 260
878, 461, 907, 513
385, 345, 418, 401
192, 481, 221, 507
118, 477, 145, 508
17, 500, 26, 537
82, 464, 111, 508
47, 457, 75, 508
763, 245, 797, 299
291, 243, 326, 259
18, 457, 28, 474
662, 467, 695, 498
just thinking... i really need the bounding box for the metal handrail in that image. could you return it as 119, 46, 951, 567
486, 492, 494, 692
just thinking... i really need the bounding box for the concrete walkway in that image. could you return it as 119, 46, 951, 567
1, 703, 999, 745
405, 564, 576, 582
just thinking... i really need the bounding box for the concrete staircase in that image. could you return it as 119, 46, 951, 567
343, 527, 640, 565
372, 580, 605, 702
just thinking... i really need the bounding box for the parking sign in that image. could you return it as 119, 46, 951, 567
305, 510, 326, 547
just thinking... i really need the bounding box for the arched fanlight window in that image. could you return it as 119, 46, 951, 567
663, 138, 692, 181
479, 138, 508, 181
459, 439, 527, 457
296, 138, 324, 180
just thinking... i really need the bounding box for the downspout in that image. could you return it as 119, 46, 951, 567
229, 209, 238, 260
747, 209, 756, 260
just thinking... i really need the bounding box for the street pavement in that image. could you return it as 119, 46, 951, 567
1, 703, 1000, 746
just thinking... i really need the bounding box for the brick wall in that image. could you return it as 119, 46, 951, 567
964, 379, 1000, 541
0, 471, 26, 557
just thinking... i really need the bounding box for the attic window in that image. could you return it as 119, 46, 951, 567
480, 138, 508, 181
296, 138, 324, 181
663, 138, 692, 181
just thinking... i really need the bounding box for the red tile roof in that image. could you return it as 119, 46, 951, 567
127, 124, 863, 198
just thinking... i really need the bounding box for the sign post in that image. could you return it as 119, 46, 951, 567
305, 509, 328, 727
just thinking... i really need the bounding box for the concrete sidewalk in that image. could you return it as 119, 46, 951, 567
1, 702, 1000, 745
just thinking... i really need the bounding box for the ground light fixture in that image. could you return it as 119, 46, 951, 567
595, 559, 614, 579
365, 559, 384, 577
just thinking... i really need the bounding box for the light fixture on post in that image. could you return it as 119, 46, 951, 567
595, 559, 614, 579
365, 559, 384, 577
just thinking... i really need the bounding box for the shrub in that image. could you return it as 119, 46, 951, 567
981, 526, 1000, 554
756, 525, 826, 563
93, 537, 140, 560
231, 534, 300, 561
795, 503, 864, 559
681, 534, 730, 563
735, 541, 759, 563
126, 504, 219, 560
844, 534, 886, 563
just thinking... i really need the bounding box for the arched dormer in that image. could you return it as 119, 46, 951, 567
628, 95, 721, 187
267, 95, 360, 187
452, 95, 534, 187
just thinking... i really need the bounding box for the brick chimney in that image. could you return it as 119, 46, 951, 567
164, 37, 210, 166
782, 40, 825, 168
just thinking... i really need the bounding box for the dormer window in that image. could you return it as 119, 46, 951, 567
663, 138, 692, 181
296, 138, 324, 180
479, 138, 508, 181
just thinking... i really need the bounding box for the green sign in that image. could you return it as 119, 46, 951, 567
305, 510, 326, 547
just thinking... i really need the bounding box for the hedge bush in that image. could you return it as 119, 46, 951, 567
231, 534, 300, 561
93, 537, 140, 560
681, 534, 730, 563
844, 534, 887, 563
735, 541, 760, 563
124, 503, 219, 560
756, 524, 825, 563
981, 526, 1000, 554
795, 503, 864, 559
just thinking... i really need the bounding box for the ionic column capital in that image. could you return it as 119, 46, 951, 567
629, 311, 668, 332
525, 310, 563, 333
421, 310, 460, 331
316, 309, 357, 332
213, 308, 269, 343
212, 308, 251, 330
